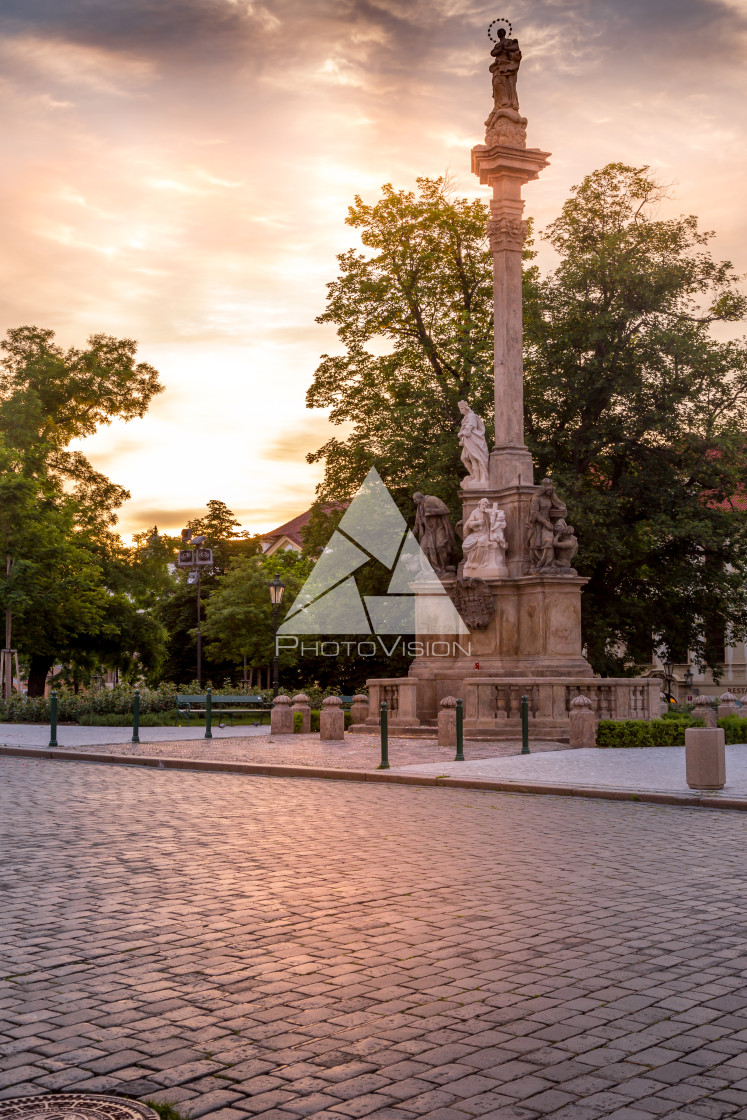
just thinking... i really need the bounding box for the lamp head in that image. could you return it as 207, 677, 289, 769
269, 573, 285, 606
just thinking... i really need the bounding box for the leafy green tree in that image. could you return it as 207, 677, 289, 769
187, 498, 261, 573
202, 550, 310, 679
0, 326, 165, 692
307, 176, 497, 515
523, 164, 747, 673
307, 167, 747, 676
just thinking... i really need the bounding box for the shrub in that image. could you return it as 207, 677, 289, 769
720, 716, 747, 744
597, 715, 706, 747
597, 720, 654, 747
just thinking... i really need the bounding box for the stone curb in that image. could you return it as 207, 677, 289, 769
0, 743, 743, 811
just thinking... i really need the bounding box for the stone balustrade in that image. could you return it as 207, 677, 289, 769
361, 675, 660, 732
363, 678, 420, 727
462, 677, 661, 729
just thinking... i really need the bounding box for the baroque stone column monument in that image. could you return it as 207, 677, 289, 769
360, 21, 661, 739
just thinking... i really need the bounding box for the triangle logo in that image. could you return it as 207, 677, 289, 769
279, 467, 468, 636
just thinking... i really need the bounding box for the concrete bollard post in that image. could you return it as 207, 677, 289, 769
718, 691, 739, 720
320, 695, 345, 741
569, 694, 596, 748
686, 726, 726, 790
693, 694, 718, 729
270, 694, 293, 735
349, 694, 369, 726
438, 696, 458, 747
291, 693, 311, 734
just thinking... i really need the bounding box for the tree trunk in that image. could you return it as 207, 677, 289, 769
27, 654, 55, 697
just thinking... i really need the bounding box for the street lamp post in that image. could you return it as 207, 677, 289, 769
178, 531, 212, 688
684, 666, 694, 694
268, 573, 285, 698
663, 658, 675, 705
196, 564, 202, 686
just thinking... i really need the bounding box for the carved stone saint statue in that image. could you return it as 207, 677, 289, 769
490, 27, 521, 111
484, 27, 528, 149
462, 498, 509, 579
413, 492, 459, 575
457, 401, 490, 489
526, 478, 578, 574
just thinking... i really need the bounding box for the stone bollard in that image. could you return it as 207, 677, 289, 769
270, 694, 293, 735
438, 696, 458, 747
320, 695, 345, 741
693, 694, 718, 728
569, 694, 596, 748
685, 726, 726, 790
718, 691, 739, 720
349, 694, 369, 725
291, 693, 311, 734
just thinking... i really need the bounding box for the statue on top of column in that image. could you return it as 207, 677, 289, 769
484, 22, 528, 149
490, 27, 521, 111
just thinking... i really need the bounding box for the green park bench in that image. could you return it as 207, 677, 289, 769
176, 693, 271, 731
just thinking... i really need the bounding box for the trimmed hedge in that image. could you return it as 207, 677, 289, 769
78, 712, 176, 727
596, 714, 747, 747
719, 716, 747, 744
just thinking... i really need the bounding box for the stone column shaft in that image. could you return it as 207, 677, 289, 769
471, 143, 551, 491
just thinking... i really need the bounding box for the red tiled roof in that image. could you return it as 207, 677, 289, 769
708, 492, 747, 512
262, 502, 348, 546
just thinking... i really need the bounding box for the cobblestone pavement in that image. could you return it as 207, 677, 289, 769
2, 758, 747, 1120
0, 733, 569, 769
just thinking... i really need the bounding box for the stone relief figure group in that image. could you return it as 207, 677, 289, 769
411, 401, 578, 580
462, 498, 508, 578
526, 478, 578, 574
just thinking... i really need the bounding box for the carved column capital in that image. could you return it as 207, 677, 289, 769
487, 216, 528, 253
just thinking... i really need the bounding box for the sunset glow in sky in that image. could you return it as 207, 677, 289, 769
2, 0, 746, 538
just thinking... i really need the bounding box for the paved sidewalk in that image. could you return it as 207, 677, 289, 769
3, 758, 747, 1120
0, 723, 271, 748
0, 727, 569, 768
394, 745, 747, 799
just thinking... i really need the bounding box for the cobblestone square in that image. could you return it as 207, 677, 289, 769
2, 758, 747, 1120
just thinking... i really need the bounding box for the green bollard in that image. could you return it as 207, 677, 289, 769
205, 686, 213, 739
131, 687, 140, 744
378, 700, 389, 769
521, 693, 530, 754
49, 689, 58, 748
455, 697, 465, 761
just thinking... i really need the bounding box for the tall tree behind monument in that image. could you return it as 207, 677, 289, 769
306, 40, 747, 677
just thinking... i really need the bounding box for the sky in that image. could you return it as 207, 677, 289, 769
1, 0, 746, 539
